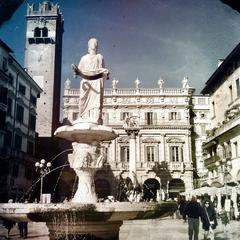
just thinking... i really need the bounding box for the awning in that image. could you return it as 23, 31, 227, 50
182, 186, 218, 197
211, 181, 223, 188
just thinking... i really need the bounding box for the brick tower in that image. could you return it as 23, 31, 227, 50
24, 1, 64, 138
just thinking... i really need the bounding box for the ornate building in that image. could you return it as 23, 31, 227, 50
0, 39, 42, 202
191, 95, 211, 181
201, 43, 240, 213
61, 77, 208, 200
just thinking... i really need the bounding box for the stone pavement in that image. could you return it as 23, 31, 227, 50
120, 217, 240, 240
0, 217, 239, 240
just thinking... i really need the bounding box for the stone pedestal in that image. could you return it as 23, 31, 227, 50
71, 169, 97, 203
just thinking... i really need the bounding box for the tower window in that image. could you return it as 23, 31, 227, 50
34, 27, 41, 37
42, 27, 48, 37
34, 27, 48, 38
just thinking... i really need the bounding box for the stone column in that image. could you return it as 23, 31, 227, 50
125, 128, 140, 183
160, 134, 165, 162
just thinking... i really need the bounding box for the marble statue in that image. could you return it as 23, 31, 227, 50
73, 38, 109, 124
182, 77, 190, 89
112, 78, 119, 89
64, 78, 71, 90
158, 78, 164, 89
135, 78, 140, 89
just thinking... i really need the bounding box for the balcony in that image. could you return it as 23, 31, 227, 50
204, 155, 220, 168
206, 114, 240, 141
169, 162, 184, 172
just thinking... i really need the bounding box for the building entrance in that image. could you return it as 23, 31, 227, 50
168, 179, 185, 199
143, 178, 160, 201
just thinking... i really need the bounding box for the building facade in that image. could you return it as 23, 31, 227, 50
191, 95, 211, 183
201, 43, 240, 214
0, 39, 42, 202
24, 1, 64, 138
61, 78, 208, 200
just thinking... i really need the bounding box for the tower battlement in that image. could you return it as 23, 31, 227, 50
27, 1, 61, 16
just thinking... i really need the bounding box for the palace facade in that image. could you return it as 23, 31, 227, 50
62, 78, 210, 200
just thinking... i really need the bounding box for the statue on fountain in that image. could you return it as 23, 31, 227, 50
72, 37, 109, 125
55, 38, 117, 203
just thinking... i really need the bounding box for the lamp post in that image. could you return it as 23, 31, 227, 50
35, 159, 52, 203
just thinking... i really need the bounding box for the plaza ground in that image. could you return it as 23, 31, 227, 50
0, 217, 239, 239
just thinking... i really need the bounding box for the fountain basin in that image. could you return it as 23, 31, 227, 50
0, 202, 177, 239
54, 121, 118, 143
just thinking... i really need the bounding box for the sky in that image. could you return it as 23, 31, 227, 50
0, 0, 240, 94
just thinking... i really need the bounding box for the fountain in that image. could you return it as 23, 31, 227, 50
0, 38, 177, 240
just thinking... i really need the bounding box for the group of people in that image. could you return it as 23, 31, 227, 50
1, 199, 28, 239
181, 195, 218, 240
1, 218, 28, 239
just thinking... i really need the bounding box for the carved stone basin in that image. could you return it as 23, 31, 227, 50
0, 201, 177, 239
54, 120, 118, 143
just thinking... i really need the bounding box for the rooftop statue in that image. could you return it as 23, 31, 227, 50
72, 38, 109, 124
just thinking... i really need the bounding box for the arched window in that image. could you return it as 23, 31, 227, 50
143, 178, 160, 201
34, 27, 41, 37
42, 27, 48, 37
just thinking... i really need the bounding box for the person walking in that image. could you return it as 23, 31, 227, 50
2, 218, 15, 239
202, 200, 217, 240
183, 195, 204, 240
18, 222, 28, 239
179, 196, 187, 219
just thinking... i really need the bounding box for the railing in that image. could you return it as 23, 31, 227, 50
64, 87, 188, 97
169, 162, 184, 172
207, 114, 240, 141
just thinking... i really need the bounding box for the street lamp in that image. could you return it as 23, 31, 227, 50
35, 159, 52, 203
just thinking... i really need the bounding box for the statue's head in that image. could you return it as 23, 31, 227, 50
88, 38, 98, 54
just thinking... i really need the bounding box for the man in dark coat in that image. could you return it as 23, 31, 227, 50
183, 195, 204, 240
202, 200, 217, 240
179, 196, 187, 218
